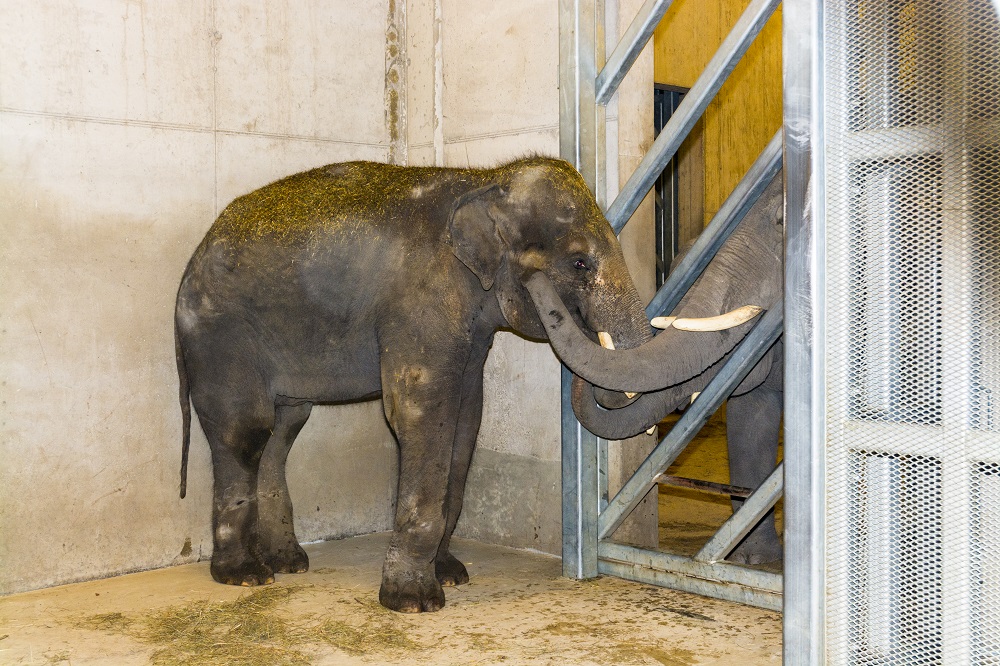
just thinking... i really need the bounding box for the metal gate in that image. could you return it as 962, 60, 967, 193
559, 0, 785, 611
784, 0, 1000, 662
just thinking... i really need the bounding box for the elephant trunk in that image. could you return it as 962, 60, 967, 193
523, 271, 762, 394
569, 345, 776, 440
585, 270, 652, 409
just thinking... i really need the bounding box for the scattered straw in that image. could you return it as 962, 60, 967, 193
75, 584, 426, 665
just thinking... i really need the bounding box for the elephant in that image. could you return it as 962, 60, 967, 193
523, 171, 785, 564
174, 157, 654, 613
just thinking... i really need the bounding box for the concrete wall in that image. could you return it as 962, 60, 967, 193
0, 1, 398, 595
1, 0, 653, 593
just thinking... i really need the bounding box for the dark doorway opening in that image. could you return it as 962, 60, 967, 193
653, 84, 688, 289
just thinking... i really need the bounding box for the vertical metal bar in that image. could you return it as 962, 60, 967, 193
645, 130, 783, 319
595, 0, 674, 105
598, 302, 784, 540
561, 367, 599, 578
783, 0, 827, 661
559, 0, 600, 580
606, 0, 781, 233
695, 462, 784, 563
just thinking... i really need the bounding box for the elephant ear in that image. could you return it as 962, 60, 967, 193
447, 184, 508, 290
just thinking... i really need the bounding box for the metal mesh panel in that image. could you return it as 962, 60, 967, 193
971, 463, 1000, 662
847, 452, 943, 663
824, 0, 1000, 662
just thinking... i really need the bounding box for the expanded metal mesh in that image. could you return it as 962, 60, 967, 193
823, 0, 1000, 662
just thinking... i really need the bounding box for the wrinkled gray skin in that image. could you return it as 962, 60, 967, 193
525, 171, 785, 564
175, 157, 650, 612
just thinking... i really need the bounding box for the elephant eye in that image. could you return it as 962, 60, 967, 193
573, 258, 589, 271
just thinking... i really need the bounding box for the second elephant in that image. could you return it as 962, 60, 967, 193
525, 171, 785, 564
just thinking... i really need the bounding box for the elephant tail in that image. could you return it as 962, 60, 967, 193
175, 318, 192, 499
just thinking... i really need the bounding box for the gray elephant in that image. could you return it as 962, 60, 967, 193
174, 157, 652, 612
523, 172, 784, 564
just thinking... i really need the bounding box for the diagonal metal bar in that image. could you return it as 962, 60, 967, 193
606, 0, 780, 233
694, 462, 784, 563
598, 300, 784, 540
645, 130, 782, 319
595, 0, 674, 106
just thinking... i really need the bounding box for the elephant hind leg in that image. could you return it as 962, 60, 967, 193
257, 401, 313, 574
197, 395, 276, 587
435, 352, 488, 588
725, 386, 784, 565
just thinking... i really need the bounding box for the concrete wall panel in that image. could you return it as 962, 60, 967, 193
437, 0, 563, 556
442, 128, 559, 168
286, 402, 398, 544
0, 3, 394, 594
214, 1, 388, 143
0, 1, 215, 127
442, 0, 558, 144
0, 114, 216, 592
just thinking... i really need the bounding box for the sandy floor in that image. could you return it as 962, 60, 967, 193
0, 531, 780, 666
0, 410, 782, 665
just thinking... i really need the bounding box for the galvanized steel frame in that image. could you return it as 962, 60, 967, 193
781, 0, 826, 660
558, 0, 786, 611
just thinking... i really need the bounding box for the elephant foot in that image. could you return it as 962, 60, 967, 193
265, 543, 310, 574
379, 575, 445, 613
435, 552, 469, 587
211, 554, 275, 587
726, 534, 783, 566
380, 552, 446, 613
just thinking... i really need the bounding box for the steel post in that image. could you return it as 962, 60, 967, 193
782, 0, 826, 660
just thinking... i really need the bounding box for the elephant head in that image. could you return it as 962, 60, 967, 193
447, 158, 653, 368
523, 171, 785, 439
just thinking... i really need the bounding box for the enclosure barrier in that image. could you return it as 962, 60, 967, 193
559, 0, 784, 611
783, 0, 1000, 662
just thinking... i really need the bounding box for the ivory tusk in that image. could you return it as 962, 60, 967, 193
646, 425, 657, 436
671, 305, 763, 332
597, 332, 637, 399
690, 391, 701, 404
650, 316, 676, 329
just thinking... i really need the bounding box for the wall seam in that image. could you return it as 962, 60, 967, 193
211, 0, 219, 217
433, 0, 444, 165
385, 0, 407, 165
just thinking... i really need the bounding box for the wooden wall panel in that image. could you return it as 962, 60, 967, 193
653, 0, 782, 229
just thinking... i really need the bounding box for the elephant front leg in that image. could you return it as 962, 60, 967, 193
379, 364, 462, 613
725, 386, 784, 565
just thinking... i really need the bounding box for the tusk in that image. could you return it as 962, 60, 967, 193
671, 305, 763, 332
690, 391, 700, 404
650, 316, 676, 330
646, 425, 657, 436
597, 332, 637, 399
